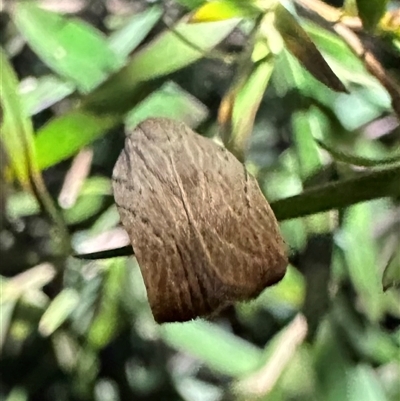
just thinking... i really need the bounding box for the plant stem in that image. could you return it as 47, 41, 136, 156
271, 164, 400, 221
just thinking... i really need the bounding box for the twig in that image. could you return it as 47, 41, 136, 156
270, 164, 400, 221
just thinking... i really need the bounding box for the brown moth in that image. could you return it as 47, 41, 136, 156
112, 118, 287, 324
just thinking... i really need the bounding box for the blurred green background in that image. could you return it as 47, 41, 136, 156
1, 0, 400, 400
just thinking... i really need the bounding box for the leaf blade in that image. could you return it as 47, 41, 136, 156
274, 4, 347, 93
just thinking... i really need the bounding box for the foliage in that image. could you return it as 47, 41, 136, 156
1, 0, 400, 400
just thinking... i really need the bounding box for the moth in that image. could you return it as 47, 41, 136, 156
112, 118, 287, 323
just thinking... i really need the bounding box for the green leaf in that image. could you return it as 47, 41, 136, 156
174, 0, 206, 9
125, 81, 208, 129
191, 0, 260, 22
333, 296, 399, 364
20, 75, 75, 116
160, 320, 263, 377
61, 176, 111, 224
33, 79, 208, 170
304, 21, 388, 92
291, 109, 324, 182
340, 203, 384, 321
12, 3, 123, 93
34, 110, 121, 171
237, 265, 305, 318
120, 18, 240, 82
0, 47, 37, 188
356, 0, 389, 31
314, 321, 353, 401
63, 195, 105, 225
382, 246, 400, 291
274, 4, 347, 93
38, 288, 80, 336
108, 6, 163, 58
87, 259, 126, 349
348, 365, 388, 401
223, 56, 275, 160
34, 19, 238, 169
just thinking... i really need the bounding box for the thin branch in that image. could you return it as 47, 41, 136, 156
271, 164, 400, 221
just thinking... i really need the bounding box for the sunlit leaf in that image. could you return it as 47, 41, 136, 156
379, 9, 400, 38
0, 48, 36, 189
191, 0, 260, 22
122, 18, 240, 82
220, 55, 274, 160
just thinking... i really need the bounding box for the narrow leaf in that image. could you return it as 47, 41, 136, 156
87, 259, 125, 349
20, 75, 75, 116
221, 56, 274, 160
292, 110, 323, 182
160, 320, 263, 377
0, 48, 36, 189
340, 203, 384, 321
39, 288, 80, 336
34, 19, 238, 169
121, 18, 240, 82
274, 4, 347, 93
108, 6, 163, 58
12, 3, 123, 93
